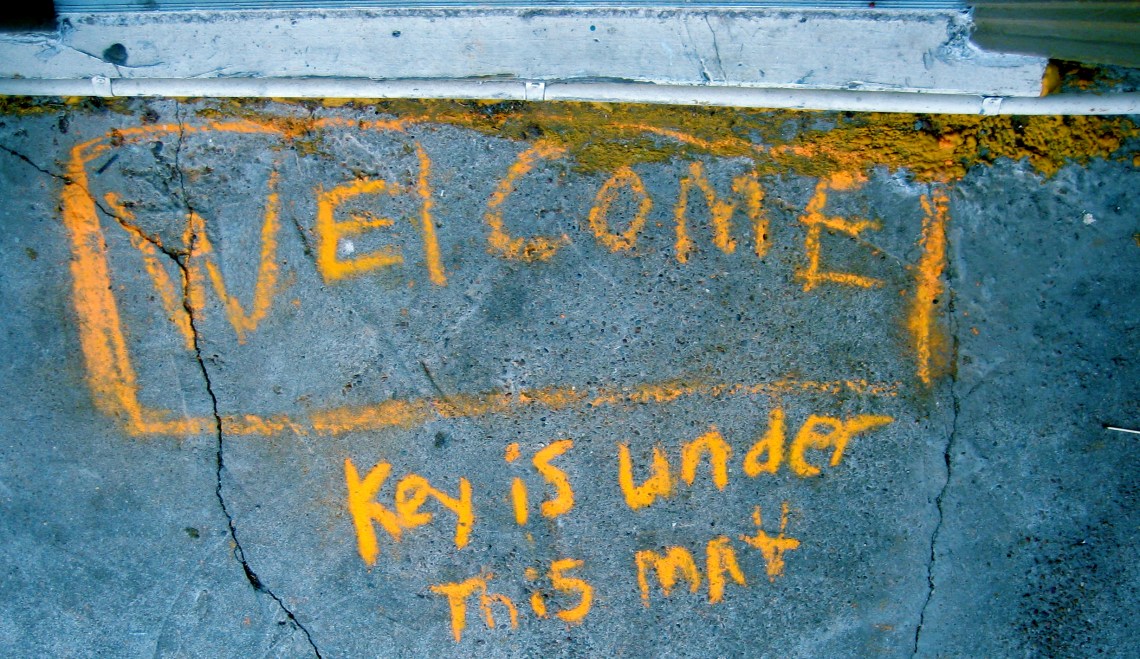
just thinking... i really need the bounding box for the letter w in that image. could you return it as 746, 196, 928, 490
115, 171, 282, 347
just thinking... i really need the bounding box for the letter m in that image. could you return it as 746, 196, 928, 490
635, 546, 702, 607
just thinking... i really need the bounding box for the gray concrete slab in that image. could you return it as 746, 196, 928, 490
0, 98, 1136, 656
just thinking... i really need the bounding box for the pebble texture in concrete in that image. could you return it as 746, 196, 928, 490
0, 99, 1136, 657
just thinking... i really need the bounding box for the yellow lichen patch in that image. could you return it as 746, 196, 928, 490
195, 99, 334, 155
0, 95, 143, 116
171, 98, 1139, 181
2, 95, 1134, 181
971, 115, 1136, 177
772, 112, 1137, 180
1052, 60, 1126, 94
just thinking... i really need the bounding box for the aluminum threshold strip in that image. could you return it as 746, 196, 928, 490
1, 77, 1137, 115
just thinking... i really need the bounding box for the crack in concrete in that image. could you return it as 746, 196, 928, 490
3, 131, 181, 260
168, 102, 323, 659
912, 187, 961, 657
703, 15, 727, 82
912, 373, 958, 656
7, 114, 320, 656
682, 19, 714, 84
0, 143, 69, 182
290, 214, 315, 260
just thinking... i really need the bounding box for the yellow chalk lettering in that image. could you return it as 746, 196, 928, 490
415, 144, 448, 286
343, 458, 402, 566
173, 171, 283, 344
674, 162, 767, 263
105, 192, 196, 350
588, 166, 652, 252
525, 567, 548, 617
479, 591, 519, 631
430, 574, 517, 642
740, 503, 800, 582
733, 170, 770, 258
315, 145, 444, 284
839, 415, 895, 458
393, 474, 435, 528
635, 546, 702, 607
529, 591, 547, 618
505, 442, 529, 525
679, 426, 732, 491
430, 577, 482, 643
392, 474, 474, 549
534, 439, 575, 519
484, 140, 570, 262
789, 414, 894, 477
797, 172, 883, 291
617, 443, 672, 510
510, 478, 529, 526
743, 407, 786, 476
315, 178, 403, 280
706, 536, 747, 604
549, 558, 593, 623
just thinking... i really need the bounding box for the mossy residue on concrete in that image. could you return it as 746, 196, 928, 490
770, 112, 1137, 180
314, 99, 1140, 180
2, 95, 1134, 181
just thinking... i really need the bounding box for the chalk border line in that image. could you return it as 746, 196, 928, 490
61, 117, 925, 437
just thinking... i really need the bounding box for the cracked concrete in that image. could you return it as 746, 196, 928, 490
121, 102, 323, 656
1, 99, 1137, 656
0, 108, 315, 656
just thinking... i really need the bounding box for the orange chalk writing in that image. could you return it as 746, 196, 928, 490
315, 178, 403, 280
635, 546, 702, 607
910, 187, 950, 385
526, 566, 548, 618
797, 172, 884, 292
679, 426, 732, 491
188, 172, 282, 344
104, 192, 195, 350
788, 414, 893, 478
534, 439, 575, 519
506, 442, 528, 525
740, 502, 800, 582
344, 457, 474, 566
510, 478, 529, 526
65, 121, 917, 441
742, 407, 785, 476
617, 443, 672, 510
344, 458, 402, 565
315, 145, 443, 284
430, 573, 518, 642
637, 535, 755, 607
736, 171, 770, 258
393, 474, 474, 548
588, 165, 652, 252
484, 140, 570, 262
547, 558, 594, 623
415, 143, 448, 286
674, 161, 767, 263
706, 536, 748, 604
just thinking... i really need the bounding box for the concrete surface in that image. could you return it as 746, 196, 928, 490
0, 8, 1047, 97
0, 98, 1137, 657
